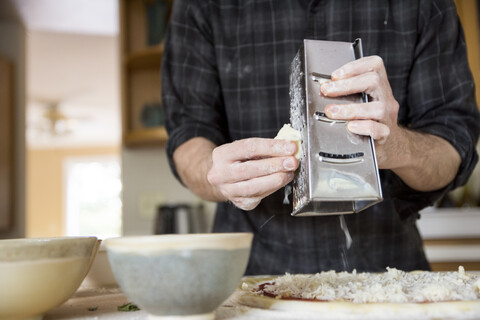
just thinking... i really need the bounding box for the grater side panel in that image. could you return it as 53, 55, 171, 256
304, 39, 382, 202
289, 45, 310, 214
290, 39, 383, 216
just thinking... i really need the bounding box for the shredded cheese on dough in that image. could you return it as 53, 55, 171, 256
245, 266, 480, 303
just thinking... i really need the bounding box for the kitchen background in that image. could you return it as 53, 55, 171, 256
0, 0, 479, 271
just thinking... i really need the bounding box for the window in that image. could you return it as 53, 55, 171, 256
64, 155, 122, 239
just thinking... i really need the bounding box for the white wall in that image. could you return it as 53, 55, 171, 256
121, 147, 215, 236
26, 31, 120, 149
0, 1, 26, 238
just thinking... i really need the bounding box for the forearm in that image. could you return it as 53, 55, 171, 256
173, 137, 227, 202
387, 127, 461, 191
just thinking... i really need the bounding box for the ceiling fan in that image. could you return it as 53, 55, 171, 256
27, 96, 91, 137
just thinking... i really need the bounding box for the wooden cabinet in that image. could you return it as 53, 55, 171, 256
0, 55, 13, 231
455, 0, 480, 108
119, 0, 172, 147
424, 239, 480, 272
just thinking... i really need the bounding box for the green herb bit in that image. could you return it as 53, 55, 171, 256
117, 302, 140, 312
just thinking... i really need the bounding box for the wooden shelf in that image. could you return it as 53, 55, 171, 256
124, 127, 168, 147
120, 0, 171, 148
124, 44, 164, 70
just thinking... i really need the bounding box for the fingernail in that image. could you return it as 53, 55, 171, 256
327, 105, 339, 116
320, 82, 332, 95
347, 122, 358, 131
285, 142, 296, 154
283, 158, 296, 170
332, 68, 345, 79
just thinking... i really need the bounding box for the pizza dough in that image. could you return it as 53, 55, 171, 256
275, 124, 302, 160
236, 267, 480, 320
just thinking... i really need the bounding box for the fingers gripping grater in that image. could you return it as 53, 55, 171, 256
289, 39, 383, 216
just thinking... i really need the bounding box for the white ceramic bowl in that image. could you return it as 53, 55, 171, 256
82, 242, 117, 287
105, 233, 253, 320
0, 236, 99, 320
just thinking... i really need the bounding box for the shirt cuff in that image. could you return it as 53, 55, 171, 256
412, 124, 479, 190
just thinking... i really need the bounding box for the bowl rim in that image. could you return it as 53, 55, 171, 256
104, 232, 253, 252
0, 236, 98, 246
0, 237, 100, 262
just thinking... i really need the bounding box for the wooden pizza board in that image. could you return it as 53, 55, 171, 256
215, 276, 480, 320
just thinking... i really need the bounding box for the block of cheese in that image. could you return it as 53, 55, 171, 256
275, 124, 302, 160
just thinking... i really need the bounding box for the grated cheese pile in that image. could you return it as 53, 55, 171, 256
244, 266, 480, 303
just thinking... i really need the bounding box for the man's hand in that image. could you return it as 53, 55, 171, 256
319, 56, 460, 191
321, 56, 401, 168
174, 137, 299, 211
207, 138, 299, 210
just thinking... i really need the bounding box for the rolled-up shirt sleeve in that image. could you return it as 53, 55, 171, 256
161, 0, 228, 181
406, 0, 480, 190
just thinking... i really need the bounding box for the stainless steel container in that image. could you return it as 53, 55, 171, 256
289, 38, 382, 216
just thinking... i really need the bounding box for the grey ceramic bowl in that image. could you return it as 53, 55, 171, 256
105, 233, 253, 320
0, 236, 99, 320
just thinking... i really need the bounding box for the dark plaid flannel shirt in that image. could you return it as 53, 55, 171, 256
162, 0, 480, 275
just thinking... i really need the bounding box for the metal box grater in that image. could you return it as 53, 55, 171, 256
289, 38, 383, 216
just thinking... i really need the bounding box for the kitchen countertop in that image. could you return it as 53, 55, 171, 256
417, 207, 480, 264
424, 243, 480, 263
44, 286, 306, 320
45, 273, 480, 320
417, 207, 480, 239
44, 287, 132, 320
46, 208, 480, 319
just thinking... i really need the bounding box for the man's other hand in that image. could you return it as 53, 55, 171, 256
207, 138, 299, 211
